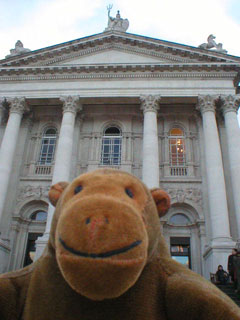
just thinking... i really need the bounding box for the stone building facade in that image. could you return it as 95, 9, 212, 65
0, 20, 240, 278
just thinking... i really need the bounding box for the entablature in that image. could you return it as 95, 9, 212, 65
0, 63, 238, 82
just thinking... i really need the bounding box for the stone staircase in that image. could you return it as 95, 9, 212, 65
216, 283, 240, 307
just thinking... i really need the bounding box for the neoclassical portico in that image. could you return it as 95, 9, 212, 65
0, 21, 240, 276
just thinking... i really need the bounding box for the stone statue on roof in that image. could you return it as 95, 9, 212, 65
104, 4, 129, 32
5, 40, 31, 58
198, 35, 227, 54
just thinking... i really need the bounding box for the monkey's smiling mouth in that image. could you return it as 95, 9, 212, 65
59, 237, 142, 258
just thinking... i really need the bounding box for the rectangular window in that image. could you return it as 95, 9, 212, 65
101, 137, 122, 165
38, 136, 56, 165
169, 137, 186, 167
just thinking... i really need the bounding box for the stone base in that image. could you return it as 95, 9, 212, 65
0, 238, 11, 273
203, 238, 236, 279
34, 233, 49, 261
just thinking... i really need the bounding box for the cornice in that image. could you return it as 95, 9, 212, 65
0, 71, 237, 82
0, 63, 238, 82
1, 32, 239, 68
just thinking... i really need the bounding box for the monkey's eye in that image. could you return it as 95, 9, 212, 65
74, 185, 83, 194
125, 188, 134, 198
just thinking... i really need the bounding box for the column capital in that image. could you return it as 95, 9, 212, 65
7, 97, 29, 115
220, 94, 240, 115
60, 95, 82, 115
140, 95, 161, 113
196, 95, 218, 114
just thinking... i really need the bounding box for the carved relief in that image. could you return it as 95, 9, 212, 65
17, 185, 50, 204
166, 188, 202, 207
220, 95, 240, 114
7, 97, 29, 115
140, 95, 161, 113
60, 96, 82, 115
197, 95, 218, 114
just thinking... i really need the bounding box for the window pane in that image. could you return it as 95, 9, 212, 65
170, 214, 190, 225
45, 128, 56, 135
101, 130, 122, 166
169, 128, 186, 167
170, 128, 183, 136
172, 256, 189, 267
31, 211, 47, 221
105, 127, 121, 135
38, 129, 57, 165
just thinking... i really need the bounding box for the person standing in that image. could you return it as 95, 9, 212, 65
233, 250, 240, 293
228, 248, 238, 283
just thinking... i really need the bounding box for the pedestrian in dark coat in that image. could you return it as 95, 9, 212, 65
228, 248, 237, 282
233, 251, 240, 293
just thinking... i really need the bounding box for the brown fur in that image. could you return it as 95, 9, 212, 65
0, 169, 240, 319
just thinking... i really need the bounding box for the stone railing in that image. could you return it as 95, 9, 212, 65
34, 165, 52, 175
170, 167, 188, 176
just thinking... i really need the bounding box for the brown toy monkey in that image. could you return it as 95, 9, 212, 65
0, 169, 240, 319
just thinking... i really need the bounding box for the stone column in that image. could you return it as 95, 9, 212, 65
35, 96, 81, 259
0, 98, 28, 227
221, 95, 240, 238
0, 99, 6, 126
140, 95, 161, 189
197, 95, 234, 273
197, 95, 232, 243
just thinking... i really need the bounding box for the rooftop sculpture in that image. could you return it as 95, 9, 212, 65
5, 40, 31, 58
198, 35, 227, 54
104, 4, 129, 32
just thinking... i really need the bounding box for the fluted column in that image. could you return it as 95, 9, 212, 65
140, 95, 161, 189
197, 95, 231, 243
0, 97, 29, 226
221, 95, 240, 238
45, 95, 81, 233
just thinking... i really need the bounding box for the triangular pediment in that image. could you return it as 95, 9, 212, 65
58, 48, 176, 65
1, 31, 240, 68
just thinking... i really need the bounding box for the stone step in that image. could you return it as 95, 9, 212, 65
216, 284, 240, 308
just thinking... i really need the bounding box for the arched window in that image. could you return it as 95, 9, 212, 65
169, 128, 187, 176
38, 128, 57, 165
101, 126, 122, 165
30, 210, 47, 221
170, 213, 191, 225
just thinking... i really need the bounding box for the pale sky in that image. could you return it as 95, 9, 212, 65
0, 0, 240, 59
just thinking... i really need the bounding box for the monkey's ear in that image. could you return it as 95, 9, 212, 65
151, 189, 171, 217
48, 182, 69, 207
